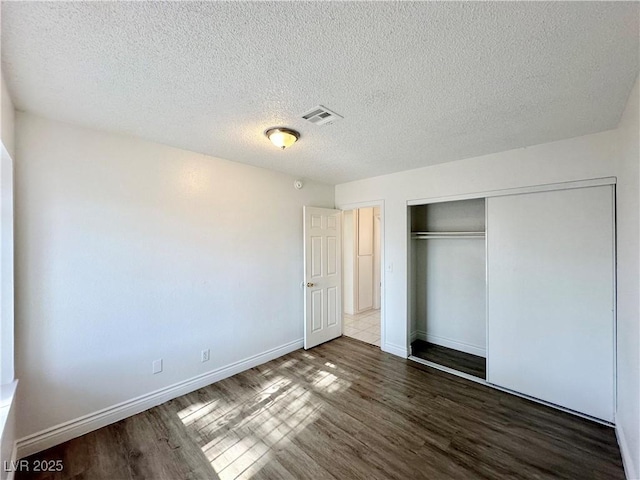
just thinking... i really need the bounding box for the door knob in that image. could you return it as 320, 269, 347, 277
307, 282, 315, 287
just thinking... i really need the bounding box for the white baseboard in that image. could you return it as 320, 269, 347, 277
415, 331, 486, 357
16, 339, 303, 459
409, 330, 418, 343
383, 342, 408, 358
616, 422, 638, 480
414, 330, 427, 342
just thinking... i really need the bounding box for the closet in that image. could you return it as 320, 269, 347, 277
410, 198, 487, 379
409, 181, 615, 423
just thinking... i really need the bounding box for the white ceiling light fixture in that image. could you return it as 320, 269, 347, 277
265, 127, 300, 150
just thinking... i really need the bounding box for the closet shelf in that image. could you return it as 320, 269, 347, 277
411, 231, 485, 239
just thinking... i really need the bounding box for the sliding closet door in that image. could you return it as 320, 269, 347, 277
487, 185, 614, 422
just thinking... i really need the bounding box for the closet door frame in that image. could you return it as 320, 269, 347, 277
407, 176, 616, 425
407, 177, 616, 208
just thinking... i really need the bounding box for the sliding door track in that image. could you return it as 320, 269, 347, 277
408, 355, 614, 427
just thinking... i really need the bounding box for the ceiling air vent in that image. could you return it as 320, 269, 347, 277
301, 105, 343, 126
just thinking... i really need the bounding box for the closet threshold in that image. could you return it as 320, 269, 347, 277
409, 355, 487, 384
408, 355, 613, 427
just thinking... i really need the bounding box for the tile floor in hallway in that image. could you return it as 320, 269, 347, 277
343, 309, 380, 347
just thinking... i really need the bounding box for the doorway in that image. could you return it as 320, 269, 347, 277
342, 206, 381, 347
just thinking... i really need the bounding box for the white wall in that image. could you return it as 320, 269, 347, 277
14, 112, 334, 440
0, 74, 15, 385
0, 146, 14, 386
0, 73, 16, 480
336, 125, 618, 358
413, 239, 486, 356
1, 74, 15, 159
615, 77, 639, 480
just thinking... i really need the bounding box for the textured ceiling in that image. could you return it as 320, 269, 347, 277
2, 1, 638, 185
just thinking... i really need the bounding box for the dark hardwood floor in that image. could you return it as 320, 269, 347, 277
411, 340, 487, 379
18, 336, 624, 480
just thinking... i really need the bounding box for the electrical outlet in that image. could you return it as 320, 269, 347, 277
152, 358, 163, 374
201, 349, 210, 363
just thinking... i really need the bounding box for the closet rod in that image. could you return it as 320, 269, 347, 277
412, 231, 484, 236
411, 231, 485, 240
412, 236, 485, 240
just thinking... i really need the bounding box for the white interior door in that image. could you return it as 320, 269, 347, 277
304, 206, 342, 349
487, 185, 615, 421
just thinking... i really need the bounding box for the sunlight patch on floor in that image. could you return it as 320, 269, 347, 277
310, 369, 348, 394
178, 399, 220, 425
201, 386, 323, 479
179, 360, 353, 479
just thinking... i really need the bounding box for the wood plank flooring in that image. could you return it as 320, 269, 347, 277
411, 340, 487, 379
17, 336, 624, 480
